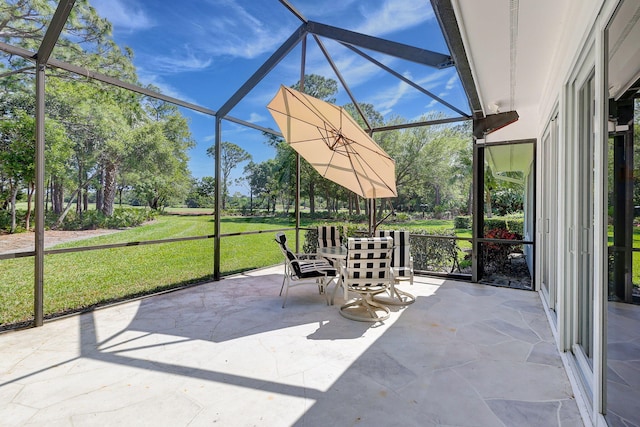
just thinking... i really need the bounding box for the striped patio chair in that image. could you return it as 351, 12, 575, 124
275, 233, 336, 308
339, 237, 394, 322
317, 225, 341, 249
377, 230, 415, 305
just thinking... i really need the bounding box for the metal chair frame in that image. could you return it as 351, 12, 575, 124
275, 232, 336, 308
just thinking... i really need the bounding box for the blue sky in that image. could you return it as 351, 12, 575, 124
89, 0, 469, 194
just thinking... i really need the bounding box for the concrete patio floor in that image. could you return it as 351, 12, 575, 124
0, 266, 583, 426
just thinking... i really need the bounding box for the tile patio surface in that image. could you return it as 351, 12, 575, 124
0, 266, 583, 426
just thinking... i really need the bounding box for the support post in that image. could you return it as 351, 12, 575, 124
214, 117, 222, 280
610, 98, 634, 302
34, 63, 46, 326
472, 141, 484, 282
296, 35, 306, 253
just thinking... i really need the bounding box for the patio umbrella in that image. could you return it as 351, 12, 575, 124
266, 85, 397, 199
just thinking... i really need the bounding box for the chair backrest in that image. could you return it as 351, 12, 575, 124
275, 233, 302, 277
377, 230, 411, 271
344, 237, 393, 287
317, 225, 340, 248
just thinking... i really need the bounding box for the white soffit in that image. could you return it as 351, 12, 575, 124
486, 105, 538, 142
452, 0, 570, 138
608, 0, 640, 99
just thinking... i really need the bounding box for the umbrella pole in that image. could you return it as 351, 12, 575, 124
368, 198, 376, 237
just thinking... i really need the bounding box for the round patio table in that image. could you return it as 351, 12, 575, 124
317, 246, 348, 303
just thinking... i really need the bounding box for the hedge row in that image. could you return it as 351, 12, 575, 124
454, 215, 524, 236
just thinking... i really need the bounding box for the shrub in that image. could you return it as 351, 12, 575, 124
492, 188, 524, 215
43, 208, 156, 231
484, 218, 507, 231
394, 212, 410, 222
483, 228, 521, 270
454, 216, 471, 229
303, 222, 367, 253
506, 217, 524, 236
0, 209, 34, 233
410, 228, 461, 273
303, 228, 318, 253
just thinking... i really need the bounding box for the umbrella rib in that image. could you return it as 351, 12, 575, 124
268, 109, 342, 147
343, 139, 396, 196
348, 139, 391, 194
285, 88, 341, 132
267, 86, 397, 198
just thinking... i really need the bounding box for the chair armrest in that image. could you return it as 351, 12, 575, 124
296, 258, 336, 273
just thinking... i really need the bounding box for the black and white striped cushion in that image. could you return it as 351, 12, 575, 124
377, 230, 410, 277
318, 226, 340, 248
345, 237, 393, 286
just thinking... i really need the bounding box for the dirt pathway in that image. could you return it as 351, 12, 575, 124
0, 229, 121, 255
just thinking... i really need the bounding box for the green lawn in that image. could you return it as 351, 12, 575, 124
11, 213, 638, 328
607, 225, 640, 284
1, 215, 288, 327
2, 214, 470, 327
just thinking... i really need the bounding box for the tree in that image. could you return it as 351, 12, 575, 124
290, 74, 340, 213
449, 128, 474, 215
292, 74, 338, 103
244, 161, 268, 212
186, 177, 216, 208
206, 141, 251, 210
343, 102, 385, 130
129, 119, 193, 211
0, 111, 34, 232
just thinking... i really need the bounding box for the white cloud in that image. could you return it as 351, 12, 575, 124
365, 73, 414, 115
142, 47, 212, 74
135, 67, 199, 105
426, 99, 439, 109
249, 112, 266, 123
354, 0, 434, 37
195, 1, 291, 59
445, 73, 458, 91
92, 0, 154, 32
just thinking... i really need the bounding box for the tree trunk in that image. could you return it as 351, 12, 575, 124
76, 164, 83, 214
149, 196, 159, 210
95, 166, 104, 213
434, 184, 441, 206
309, 181, 315, 214
222, 183, 227, 210
9, 182, 18, 234
467, 181, 473, 216
101, 161, 118, 216
45, 178, 50, 213
52, 178, 64, 214
485, 189, 493, 218
25, 182, 34, 231
325, 190, 330, 213
53, 170, 100, 229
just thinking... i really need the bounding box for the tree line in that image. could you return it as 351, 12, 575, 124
1, 0, 477, 235
1, 0, 194, 232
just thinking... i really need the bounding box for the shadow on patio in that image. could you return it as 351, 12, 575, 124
0, 267, 583, 426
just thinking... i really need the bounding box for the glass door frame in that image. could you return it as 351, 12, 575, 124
539, 111, 560, 317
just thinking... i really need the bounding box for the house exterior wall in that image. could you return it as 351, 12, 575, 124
533, 1, 635, 426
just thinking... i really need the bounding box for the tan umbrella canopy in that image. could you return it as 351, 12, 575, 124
267, 85, 397, 199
